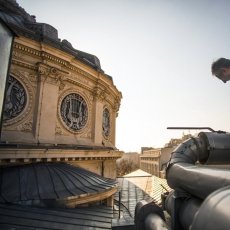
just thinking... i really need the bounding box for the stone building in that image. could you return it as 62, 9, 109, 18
0, 0, 122, 213
140, 134, 192, 178
140, 147, 173, 178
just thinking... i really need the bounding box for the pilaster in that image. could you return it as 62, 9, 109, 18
35, 63, 64, 143
92, 86, 105, 145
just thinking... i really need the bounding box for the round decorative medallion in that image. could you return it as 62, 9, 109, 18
60, 93, 88, 131
3, 76, 27, 121
103, 108, 110, 138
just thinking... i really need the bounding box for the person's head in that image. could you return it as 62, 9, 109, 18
211, 58, 230, 83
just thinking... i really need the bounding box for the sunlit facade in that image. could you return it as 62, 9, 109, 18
0, 0, 122, 208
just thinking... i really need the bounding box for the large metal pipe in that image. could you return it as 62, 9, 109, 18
135, 200, 169, 230
164, 190, 202, 229
166, 132, 230, 200
191, 186, 230, 230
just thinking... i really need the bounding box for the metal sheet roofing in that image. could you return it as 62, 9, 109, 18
0, 203, 113, 229
0, 163, 117, 203
115, 170, 171, 219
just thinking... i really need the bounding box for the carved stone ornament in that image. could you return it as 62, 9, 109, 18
103, 108, 110, 138
20, 121, 32, 132
60, 93, 88, 132
3, 76, 27, 121
93, 86, 105, 101
55, 125, 63, 135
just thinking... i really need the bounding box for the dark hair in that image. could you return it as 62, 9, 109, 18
211, 58, 230, 75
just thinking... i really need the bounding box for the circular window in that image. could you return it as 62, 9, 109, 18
103, 108, 110, 138
60, 93, 88, 132
3, 76, 27, 121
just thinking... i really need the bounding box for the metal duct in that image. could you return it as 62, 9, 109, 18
134, 200, 168, 230
198, 132, 230, 164
166, 132, 230, 200
191, 186, 230, 230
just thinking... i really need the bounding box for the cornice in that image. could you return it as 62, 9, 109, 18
0, 148, 123, 165
14, 42, 41, 57
13, 42, 96, 80
11, 59, 36, 71
13, 42, 121, 99
12, 41, 122, 110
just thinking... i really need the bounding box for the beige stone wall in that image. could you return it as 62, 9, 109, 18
0, 36, 123, 179
140, 149, 161, 177
1, 36, 122, 149
72, 160, 118, 179
72, 160, 102, 175
140, 147, 174, 178
103, 160, 117, 179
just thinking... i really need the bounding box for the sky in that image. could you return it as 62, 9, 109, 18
17, 0, 230, 152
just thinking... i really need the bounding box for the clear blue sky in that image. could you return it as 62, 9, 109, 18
17, 0, 230, 152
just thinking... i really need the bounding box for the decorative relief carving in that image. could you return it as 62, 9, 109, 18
28, 73, 37, 85
37, 63, 66, 89
3, 76, 27, 121
41, 51, 67, 66
20, 121, 32, 132
46, 75, 60, 85
93, 86, 106, 101
14, 42, 95, 82
11, 69, 37, 88
87, 94, 94, 104
55, 124, 69, 136
113, 96, 121, 112
12, 50, 24, 59
37, 63, 49, 82
55, 125, 63, 135
59, 80, 65, 91
58, 89, 92, 135
60, 93, 88, 132
80, 130, 91, 139
14, 43, 41, 58
103, 107, 110, 139
3, 73, 34, 127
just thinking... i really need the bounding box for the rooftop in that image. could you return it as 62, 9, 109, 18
0, 163, 117, 207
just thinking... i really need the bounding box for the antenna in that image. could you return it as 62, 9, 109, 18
167, 127, 215, 132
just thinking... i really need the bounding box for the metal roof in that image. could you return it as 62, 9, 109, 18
0, 163, 117, 204
0, 203, 113, 229
115, 170, 171, 219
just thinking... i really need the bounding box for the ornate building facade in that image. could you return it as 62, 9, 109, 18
0, 0, 122, 209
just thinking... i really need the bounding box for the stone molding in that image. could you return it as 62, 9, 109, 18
0, 148, 123, 165
12, 41, 122, 109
